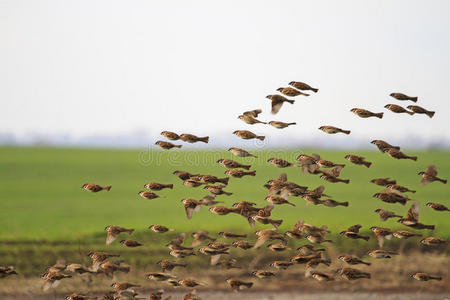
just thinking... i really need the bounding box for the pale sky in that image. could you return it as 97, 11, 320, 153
1, 1, 450, 147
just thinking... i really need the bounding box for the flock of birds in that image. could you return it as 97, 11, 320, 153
1, 81, 449, 300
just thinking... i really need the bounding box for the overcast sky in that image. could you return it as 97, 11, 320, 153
1, 1, 449, 147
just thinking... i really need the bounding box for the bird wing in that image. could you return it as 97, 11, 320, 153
253, 235, 269, 249
405, 201, 420, 222
426, 165, 438, 176
277, 173, 287, 182
185, 207, 194, 220
106, 231, 117, 245
271, 100, 283, 114
331, 166, 343, 177
347, 224, 361, 233
374, 231, 384, 248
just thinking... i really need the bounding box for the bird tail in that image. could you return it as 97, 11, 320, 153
199, 136, 209, 143
406, 110, 415, 115
364, 162, 372, 168
375, 112, 384, 119
286, 99, 295, 104
242, 164, 251, 170
438, 178, 447, 184
410, 97, 418, 102
342, 130, 351, 135
167, 184, 174, 189
311, 88, 319, 93
224, 191, 233, 196
271, 219, 283, 228
343, 179, 350, 184
362, 261, 371, 266
245, 282, 253, 288
126, 229, 135, 235
364, 273, 371, 279
409, 156, 418, 161
430, 276, 442, 280
426, 111, 435, 118
340, 201, 349, 207
289, 122, 297, 125
175, 144, 182, 148
256, 136, 265, 141
362, 235, 370, 241
104, 186, 112, 191
288, 201, 296, 207
219, 177, 230, 185
424, 224, 435, 230
247, 170, 256, 176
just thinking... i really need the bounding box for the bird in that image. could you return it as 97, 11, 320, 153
203, 184, 233, 196
226, 278, 253, 292
320, 166, 350, 184
233, 130, 265, 141
252, 270, 276, 279
383, 148, 417, 161
390, 92, 418, 102
155, 260, 187, 274
181, 198, 202, 219
144, 182, 174, 191
65, 293, 97, 300
406, 105, 435, 118
397, 201, 435, 230
191, 230, 216, 247
420, 237, 448, 246
336, 268, 371, 280
253, 229, 286, 249
411, 272, 442, 281
81, 183, 111, 192
104, 226, 134, 245
288, 81, 319, 93
266, 94, 295, 114
419, 165, 447, 185
344, 155, 372, 168
225, 169, 256, 178
269, 261, 294, 270
268, 121, 296, 129
218, 232, 247, 239
238, 114, 267, 125
368, 249, 398, 259
267, 158, 292, 168
217, 158, 251, 170
370, 177, 397, 186
199, 175, 229, 185
384, 104, 414, 115
370, 226, 393, 248
338, 255, 371, 266
392, 230, 422, 239
426, 202, 449, 212
228, 147, 257, 158
160, 131, 180, 140
267, 241, 292, 252
374, 209, 402, 221
319, 126, 351, 135
145, 272, 176, 282
155, 141, 182, 149
138, 190, 161, 199
319, 199, 349, 207
173, 170, 200, 181
340, 224, 370, 241
169, 249, 195, 258
87, 251, 120, 271
243, 109, 262, 118
64, 263, 93, 274
372, 189, 410, 205
231, 240, 254, 250
265, 195, 296, 206
276, 87, 309, 97
370, 140, 400, 152
209, 206, 240, 215
148, 224, 175, 233
183, 179, 205, 188
386, 184, 416, 194
119, 240, 142, 247
310, 272, 334, 282
252, 215, 283, 229
0, 266, 17, 278
179, 134, 209, 143
350, 108, 383, 119
41, 272, 72, 291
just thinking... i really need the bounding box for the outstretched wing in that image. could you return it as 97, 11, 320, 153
405, 201, 420, 222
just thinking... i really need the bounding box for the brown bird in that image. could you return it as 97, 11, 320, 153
233, 130, 265, 141
183, 179, 205, 188
65, 263, 93, 274
209, 206, 240, 215
199, 175, 229, 185
253, 229, 286, 249
288, 81, 319, 93
145, 272, 175, 282
374, 209, 402, 221
87, 251, 120, 271
319, 126, 351, 135
373, 189, 410, 205
420, 237, 448, 246
393, 230, 422, 239
191, 230, 216, 247
177, 278, 203, 288
296, 245, 326, 256
111, 282, 140, 292
226, 278, 253, 292
252, 270, 276, 279
231, 240, 254, 250
370, 177, 397, 186
390, 92, 418, 102
397, 201, 435, 230
217, 158, 250, 170
268, 121, 296, 129
173, 170, 197, 181
160, 131, 180, 140
336, 268, 371, 280
156, 260, 187, 273
65, 293, 97, 300
119, 239, 142, 247
386, 184, 416, 194
269, 261, 294, 270
310, 272, 334, 282
277, 87, 309, 97
181, 198, 202, 220
320, 166, 350, 184
99, 261, 130, 279
419, 165, 447, 185
267, 157, 292, 168
198, 194, 223, 206
81, 183, 111, 192
426, 202, 449, 212
138, 190, 161, 199
148, 289, 165, 300
105, 225, 134, 245
340, 224, 370, 241
320, 199, 349, 207
216, 258, 242, 269
179, 134, 209, 143
144, 182, 174, 191
338, 255, 371, 266
265, 195, 295, 206
406, 105, 435, 118
243, 109, 262, 118
252, 215, 283, 229
225, 169, 256, 178
384, 104, 414, 115
383, 148, 417, 161
411, 272, 442, 281
267, 241, 292, 252
370, 140, 400, 152
228, 147, 257, 158
344, 155, 372, 168
291, 252, 322, 264
155, 141, 182, 149
218, 232, 247, 239
266, 94, 295, 114
370, 226, 393, 248
149, 224, 174, 233
0, 266, 17, 278
41, 272, 72, 291
238, 114, 267, 125
368, 249, 398, 259
350, 108, 383, 119
169, 249, 195, 258
204, 184, 233, 196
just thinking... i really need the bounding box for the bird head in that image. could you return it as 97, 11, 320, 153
154, 141, 160, 145
425, 202, 432, 207
370, 140, 378, 144
217, 159, 224, 163
339, 231, 346, 235
372, 193, 381, 198
384, 104, 391, 108
218, 232, 224, 236
276, 88, 283, 92
369, 226, 376, 230
350, 108, 357, 112
227, 147, 233, 151
81, 183, 87, 188
389, 93, 395, 97
148, 225, 154, 229
318, 126, 324, 130
265, 95, 273, 99
119, 240, 125, 244
337, 255, 344, 260
156, 260, 162, 265
418, 171, 425, 175
374, 209, 381, 213
104, 226, 110, 231
288, 81, 295, 85
406, 105, 413, 109
344, 155, 350, 159
232, 130, 238, 134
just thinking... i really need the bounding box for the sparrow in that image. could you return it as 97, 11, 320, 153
119, 239, 142, 247
267, 241, 292, 252
373, 190, 409, 205
41, 272, 72, 291
179, 134, 209, 143
183, 290, 202, 300
306, 233, 332, 244
105, 226, 134, 245
370, 226, 393, 248
390, 92, 418, 102
426, 202, 449, 212
252, 215, 283, 229
296, 154, 320, 174
204, 185, 233, 196
45, 262, 66, 274
310, 272, 334, 281
166, 232, 190, 250
288, 81, 319, 93
199, 175, 229, 185
155, 141, 182, 149
225, 169, 256, 178
406, 105, 435, 118
266, 94, 295, 114
370, 177, 397, 186
293, 219, 329, 236
217, 158, 251, 170
149, 224, 174, 233
176, 279, 203, 289
238, 114, 267, 125
368, 249, 398, 259
336, 268, 371, 280
267, 157, 292, 168
268, 121, 296, 129
233, 130, 265, 141
145, 272, 175, 281
198, 246, 230, 257
393, 230, 422, 239
374, 209, 402, 221
411, 272, 442, 281
209, 206, 240, 215
383, 148, 417, 161
319, 126, 351, 135
169, 249, 195, 258
65, 293, 97, 300
296, 245, 326, 256
269, 261, 294, 270
99, 261, 130, 278
290, 253, 322, 264
320, 166, 350, 184
65, 263, 93, 274
149, 289, 165, 300
419, 165, 447, 185
277, 87, 309, 97
198, 194, 223, 206
370, 140, 400, 152
344, 155, 372, 168
340, 224, 370, 241
243, 109, 262, 118
350, 108, 383, 119
183, 179, 205, 188
87, 251, 120, 271
81, 183, 111, 192
191, 230, 216, 247
216, 258, 242, 269
228, 147, 257, 158
226, 278, 253, 292
173, 170, 199, 181
315, 156, 345, 168
181, 198, 202, 219
218, 232, 247, 239
144, 182, 174, 191
231, 240, 254, 250
0, 266, 17, 278
319, 199, 349, 207
397, 201, 435, 230
138, 190, 161, 199
386, 184, 416, 193
251, 270, 276, 279
338, 255, 371, 266
253, 229, 286, 249
265, 195, 295, 206
160, 131, 180, 140
420, 237, 448, 246
384, 104, 414, 115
